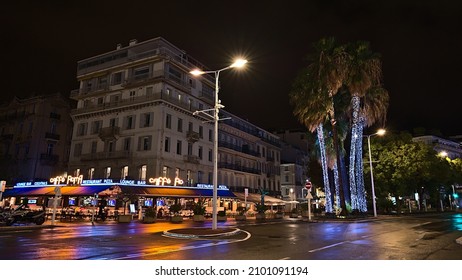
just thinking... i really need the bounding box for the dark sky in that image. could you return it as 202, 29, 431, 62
1, 0, 462, 136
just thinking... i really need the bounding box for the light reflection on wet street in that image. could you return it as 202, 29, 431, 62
1, 212, 461, 260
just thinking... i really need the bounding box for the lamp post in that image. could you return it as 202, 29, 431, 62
190, 58, 247, 230
365, 128, 385, 218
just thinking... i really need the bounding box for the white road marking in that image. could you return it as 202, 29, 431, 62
114, 230, 251, 260
308, 241, 349, 253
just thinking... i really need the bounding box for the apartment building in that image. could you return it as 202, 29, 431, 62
68, 37, 281, 194
0, 94, 73, 183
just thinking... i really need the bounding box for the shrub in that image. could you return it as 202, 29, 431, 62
144, 207, 156, 218
192, 201, 206, 215
217, 209, 226, 217
255, 203, 266, 214
169, 204, 182, 215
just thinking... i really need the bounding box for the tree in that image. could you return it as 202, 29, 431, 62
344, 41, 388, 212
290, 37, 349, 215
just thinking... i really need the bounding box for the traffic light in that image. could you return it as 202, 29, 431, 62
453, 193, 459, 199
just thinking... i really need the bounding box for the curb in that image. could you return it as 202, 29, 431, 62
162, 227, 241, 239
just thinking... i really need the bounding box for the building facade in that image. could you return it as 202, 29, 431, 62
0, 94, 73, 183
68, 37, 281, 195
413, 135, 462, 159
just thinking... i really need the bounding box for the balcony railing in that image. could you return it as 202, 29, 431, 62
218, 162, 261, 175
183, 155, 200, 164
98, 126, 120, 141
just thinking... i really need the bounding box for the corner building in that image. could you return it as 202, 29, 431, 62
69, 37, 281, 196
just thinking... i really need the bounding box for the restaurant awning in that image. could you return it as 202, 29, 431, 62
2, 185, 113, 197
233, 192, 286, 205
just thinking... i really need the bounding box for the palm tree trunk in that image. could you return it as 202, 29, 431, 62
349, 95, 361, 210
317, 124, 333, 213
329, 114, 347, 216
333, 162, 340, 209
356, 116, 367, 212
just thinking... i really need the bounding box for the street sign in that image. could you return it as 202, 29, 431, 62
306, 192, 313, 199
305, 181, 312, 189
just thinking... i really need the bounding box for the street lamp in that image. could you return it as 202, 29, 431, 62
190, 58, 247, 230
365, 128, 385, 218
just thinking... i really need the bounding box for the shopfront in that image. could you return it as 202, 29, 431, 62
1, 175, 237, 221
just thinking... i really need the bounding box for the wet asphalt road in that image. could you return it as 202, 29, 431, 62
0, 212, 461, 260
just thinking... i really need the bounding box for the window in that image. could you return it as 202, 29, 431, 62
208, 129, 213, 142
77, 123, 87, 136
187, 142, 192, 156
112, 72, 122, 85
176, 140, 182, 155
91, 120, 102, 134
166, 114, 172, 129
50, 122, 56, 134
107, 141, 115, 152
139, 136, 151, 151
197, 171, 203, 183
98, 76, 108, 89
162, 166, 170, 177
188, 122, 193, 132
125, 115, 135, 129
129, 90, 136, 100
109, 118, 117, 127
146, 86, 153, 96
177, 118, 183, 132
104, 167, 111, 178
164, 137, 170, 152
47, 143, 54, 155
88, 168, 95, 179
123, 138, 131, 151
74, 143, 83, 157
187, 170, 192, 186
198, 146, 203, 160
199, 126, 203, 139
208, 149, 212, 162
141, 113, 153, 127
134, 66, 149, 80
139, 165, 147, 181
97, 97, 104, 105
91, 141, 97, 154
121, 166, 129, 179
175, 168, 181, 178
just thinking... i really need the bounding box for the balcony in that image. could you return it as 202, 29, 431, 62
45, 132, 60, 141
186, 131, 200, 143
98, 126, 120, 141
184, 155, 200, 164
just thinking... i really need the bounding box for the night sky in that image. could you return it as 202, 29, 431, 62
1, 1, 462, 136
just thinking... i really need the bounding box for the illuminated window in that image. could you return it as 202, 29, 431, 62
88, 168, 95, 179
104, 167, 111, 178
121, 166, 129, 179
139, 165, 147, 181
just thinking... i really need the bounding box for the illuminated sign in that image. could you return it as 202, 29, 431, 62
196, 183, 229, 190
50, 175, 83, 185
148, 177, 184, 186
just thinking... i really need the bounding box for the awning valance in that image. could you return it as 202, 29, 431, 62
2, 185, 113, 197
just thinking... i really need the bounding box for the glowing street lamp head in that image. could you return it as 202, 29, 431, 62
230, 58, 248, 68
377, 129, 386, 136
190, 69, 205, 76
439, 151, 448, 157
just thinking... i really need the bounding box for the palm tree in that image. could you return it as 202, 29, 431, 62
290, 37, 349, 215
345, 41, 384, 212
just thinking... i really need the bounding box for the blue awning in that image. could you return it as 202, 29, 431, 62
2, 185, 113, 197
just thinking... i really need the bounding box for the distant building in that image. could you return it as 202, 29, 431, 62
413, 135, 462, 159
68, 37, 281, 196
275, 129, 310, 205
0, 94, 73, 183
